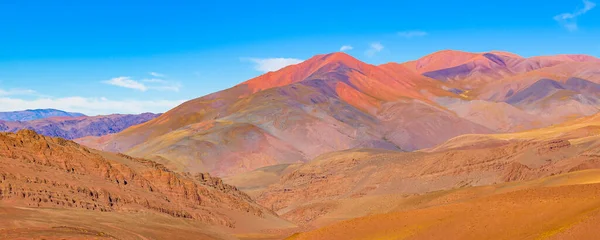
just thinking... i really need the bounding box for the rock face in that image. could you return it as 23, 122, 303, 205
0, 109, 85, 121
0, 130, 275, 228
81, 51, 600, 177
0, 113, 159, 139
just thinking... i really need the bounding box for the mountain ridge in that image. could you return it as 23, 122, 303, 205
0, 108, 85, 121
78, 50, 600, 176
0, 112, 160, 140
0, 129, 294, 238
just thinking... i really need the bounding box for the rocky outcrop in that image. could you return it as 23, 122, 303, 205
536, 139, 571, 155
0, 130, 269, 227
501, 162, 533, 182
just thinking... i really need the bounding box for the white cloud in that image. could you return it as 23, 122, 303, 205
104, 76, 181, 92
340, 45, 353, 51
397, 30, 428, 38
554, 0, 596, 31
0, 96, 185, 115
142, 78, 167, 83
365, 42, 384, 57
243, 58, 303, 72
149, 72, 165, 77
148, 80, 181, 92
371, 42, 384, 51
149, 83, 182, 92
103, 77, 148, 91
4, 73, 183, 115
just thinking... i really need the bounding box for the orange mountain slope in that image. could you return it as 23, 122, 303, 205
288, 179, 600, 240
0, 130, 295, 239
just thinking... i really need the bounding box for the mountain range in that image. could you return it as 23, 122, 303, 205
78, 50, 600, 177
3, 50, 600, 239
0, 109, 85, 121
3, 104, 600, 239
0, 113, 160, 140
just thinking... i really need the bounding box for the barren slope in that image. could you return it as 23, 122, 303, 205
0, 130, 295, 239
89, 52, 489, 176
80, 51, 600, 177
288, 179, 600, 240
255, 113, 600, 228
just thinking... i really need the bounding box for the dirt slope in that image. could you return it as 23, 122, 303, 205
255, 113, 600, 228
0, 130, 295, 239
288, 180, 600, 240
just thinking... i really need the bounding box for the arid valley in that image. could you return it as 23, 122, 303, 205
3, 50, 600, 239
3, 1, 600, 239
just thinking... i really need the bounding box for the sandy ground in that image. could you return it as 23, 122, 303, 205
285, 170, 600, 240
0, 205, 235, 240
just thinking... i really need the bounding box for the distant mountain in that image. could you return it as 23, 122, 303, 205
80, 52, 489, 176
0, 109, 85, 121
79, 51, 600, 176
0, 113, 160, 139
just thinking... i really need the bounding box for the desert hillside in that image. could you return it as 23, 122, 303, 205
80, 51, 600, 177
287, 175, 600, 240
219, 113, 600, 236
0, 130, 295, 239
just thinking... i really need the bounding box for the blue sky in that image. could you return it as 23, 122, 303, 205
0, 0, 599, 115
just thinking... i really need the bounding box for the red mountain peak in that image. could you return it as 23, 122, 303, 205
239, 52, 368, 92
